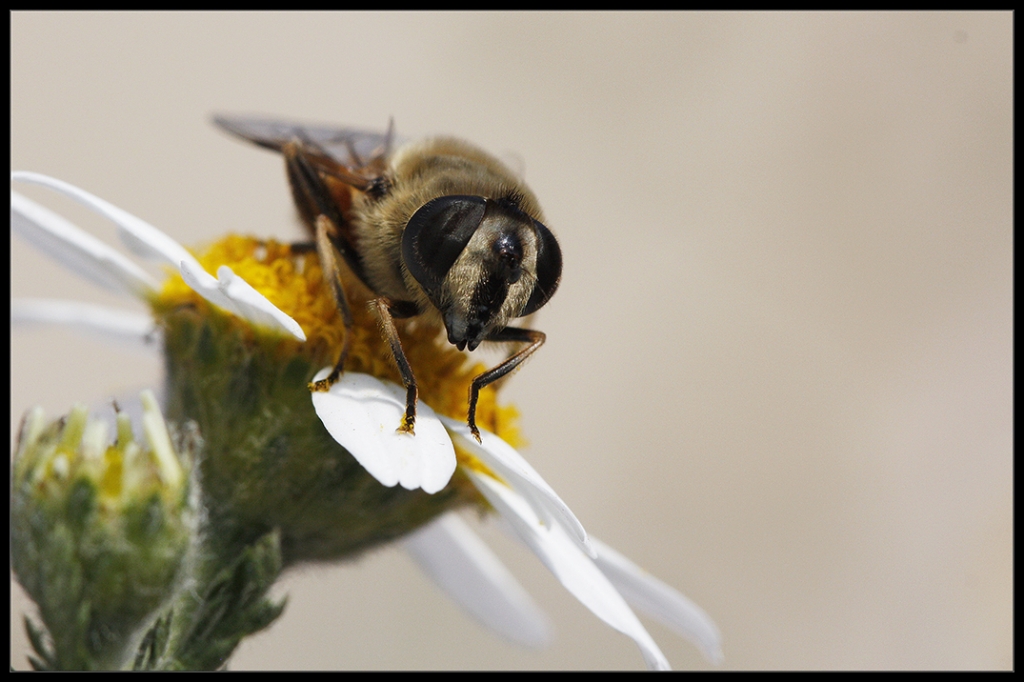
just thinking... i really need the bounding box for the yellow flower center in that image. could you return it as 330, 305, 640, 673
155, 235, 524, 449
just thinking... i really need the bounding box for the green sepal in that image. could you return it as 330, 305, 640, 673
23, 616, 56, 671
156, 530, 286, 670
132, 611, 173, 671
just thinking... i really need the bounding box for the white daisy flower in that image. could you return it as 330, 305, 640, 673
11, 172, 722, 670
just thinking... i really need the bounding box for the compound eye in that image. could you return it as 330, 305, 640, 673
521, 219, 562, 316
402, 195, 487, 300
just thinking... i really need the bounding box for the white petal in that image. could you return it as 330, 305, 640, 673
591, 537, 723, 665
11, 191, 159, 299
12, 171, 202, 271
12, 173, 305, 341
466, 470, 671, 671
178, 258, 242, 314
404, 513, 552, 648
12, 298, 158, 351
215, 265, 306, 341
310, 371, 456, 494
442, 417, 592, 556
178, 260, 306, 341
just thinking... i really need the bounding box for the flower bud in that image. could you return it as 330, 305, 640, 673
11, 392, 198, 670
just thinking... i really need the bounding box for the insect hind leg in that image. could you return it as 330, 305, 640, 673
373, 298, 419, 435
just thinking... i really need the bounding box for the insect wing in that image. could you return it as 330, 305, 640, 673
212, 115, 398, 170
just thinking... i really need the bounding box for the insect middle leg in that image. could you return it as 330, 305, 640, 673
373, 298, 418, 435
468, 327, 546, 442
308, 215, 355, 392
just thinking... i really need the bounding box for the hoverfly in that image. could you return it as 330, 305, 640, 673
214, 116, 562, 442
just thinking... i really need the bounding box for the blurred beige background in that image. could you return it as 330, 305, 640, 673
11, 12, 1011, 670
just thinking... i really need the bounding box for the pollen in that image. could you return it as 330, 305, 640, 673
154, 235, 524, 444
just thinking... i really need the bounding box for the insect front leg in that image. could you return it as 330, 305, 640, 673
468, 327, 546, 442
373, 299, 419, 435
308, 215, 356, 392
